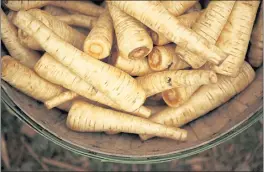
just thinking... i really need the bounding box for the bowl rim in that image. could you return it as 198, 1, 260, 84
2, 88, 263, 164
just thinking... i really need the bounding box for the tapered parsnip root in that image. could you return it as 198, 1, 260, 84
14, 9, 85, 51
140, 62, 256, 140
45, 91, 79, 109
161, 1, 197, 16
83, 11, 113, 59
248, 4, 263, 68
109, 1, 227, 65
109, 48, 153, 76
43, 5, 69, 16
1, 56, 71, 111
108, 3, 153, 59
4, 0, 105, 17
162, 85, 200, 107
175, 1, 235, 68
212, 1, 260, 77
34, 53, 149, 118
149, 11, 202, 45
67, 101, 187, 141
0, 9, 40, 68
56, 14, 97, 30
136, 70, 217, 97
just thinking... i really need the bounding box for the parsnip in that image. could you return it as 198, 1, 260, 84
140, 62, 256, 140
161, 1, 197, 16
136, 70, 217, 97
150, 11, 202, 45
109, 48, 153, 76
16, 9, 85, 51
109, 1, 227, 65
4, 0, 105, 17
43, 5, 69, 16
34, 53, 149, 117
248, 3, 263, 68
56, 14, 97, 30
175, 1, 235, 68
108, 3, 153, 59
1, 56, 71, 111
0, 8, 40, 69
83, 11, 113, 59
67, 101, 187, 141
210, 1, 260, 77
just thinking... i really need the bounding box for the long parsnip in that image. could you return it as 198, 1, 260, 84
211, 1, 260, 77
0, 8, 40, 69
140, 62, 256, 140
34, 53, 150, 118
161, 1, 197, 16
248, 4, 263, 68
136, 70, 217, 97
1, 56, 71, 111
109, 49, 153, 76
109, 1, 227, 65
175, 1, 235, 68
67, 101, 187, 141
16, 9, 85, 51
4, 0, 104, 17
83, 11, 113, 59
149, 11, 202, 46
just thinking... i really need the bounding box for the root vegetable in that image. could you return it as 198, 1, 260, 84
34, 53, 149, 118
0, 8, 40, 69
43, 5, 69, 16
109, 1, 227, 65
161, 1, 197, 16
56, 14, 97, 30
162, 85, 200, 107
108, 3, 153, 59
1, 55, 71, 111
211, 1, 260, 77
109, 48, 153, 76
140, 62, 256, 140
175, 1, 235, 68
67, 101, 187, 141
150, 11, 202, 45
4, 0, 105, 17
248, 3, 263, 68
136, 70, 217, 97
15, 9, 85, 51
83, 11, 113, 59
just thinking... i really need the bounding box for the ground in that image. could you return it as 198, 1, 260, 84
1, 103, 263, 171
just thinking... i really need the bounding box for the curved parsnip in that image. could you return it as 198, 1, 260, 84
43, 5, 69, 16
56, 14, 97, 30
150, 11, 202, 45
34, 54, 150, 118
212, 1, 260, 77
140, 62, 256, 140
83, 11, 113, 59
109, 49, 153, 76
161, 1, 197, 16
0, 9, 40, 69
108, 4, 153, 59
109, 1, 227, 65
67, 101, 187, 141
248, 4, 263, 68
16, 9, 85, 51
1, 56, 71, 112
136, 70, 217, 97
175, 1, 236, 68
4, 0, 105, 17
45, 91, 79, 109
162, 85, 200, 107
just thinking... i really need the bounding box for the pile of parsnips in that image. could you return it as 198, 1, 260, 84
1, 0, 263, 141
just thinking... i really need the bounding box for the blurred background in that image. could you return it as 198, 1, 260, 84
1, 103, 263, 171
